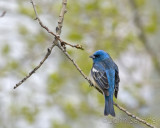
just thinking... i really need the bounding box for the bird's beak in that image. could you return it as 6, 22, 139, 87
89, 55, 95, 59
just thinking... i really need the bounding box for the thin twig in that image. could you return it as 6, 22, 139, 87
14, 43, 56, 89
14, 0, 80, 89
114, 103, 156, 128
58, 45, 102, 93
55, 0, 67, 49
30, 0, 83, 50
56, 0, 67, 36
59, 38, 84, 50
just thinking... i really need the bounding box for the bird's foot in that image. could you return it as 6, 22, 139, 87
89, 80, 94, 87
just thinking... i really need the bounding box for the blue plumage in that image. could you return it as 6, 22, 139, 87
90, 50, 120, 117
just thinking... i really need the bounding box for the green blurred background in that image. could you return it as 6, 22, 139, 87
0, 0, 160, 128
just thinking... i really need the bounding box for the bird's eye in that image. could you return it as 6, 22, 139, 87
95, 54, 100, 57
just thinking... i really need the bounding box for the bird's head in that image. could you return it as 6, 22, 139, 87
90, 50, 110, 63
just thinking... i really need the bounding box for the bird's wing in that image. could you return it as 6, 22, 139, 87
114, 64, 120, 98
91, 65, 109, 96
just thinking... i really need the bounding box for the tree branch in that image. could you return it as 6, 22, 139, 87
114, 103, 155, 128
13, 43, 56, 89
56, 0, 67, 36
30, 0, 83, 50
58, 45, 103, 94
14, 0, 81, 89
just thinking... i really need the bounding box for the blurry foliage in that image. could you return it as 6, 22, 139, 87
9, 61, 19, 69
79, 82, 92, 94
51, 121, 71, 128
145, 12, 158, 34
135, 0, 146, 7
34, 31, 48, 43
19, 6, 35, 18
10, 104, 38, 124
47, 73, 65, 94
63, 103, 78, 119
67, 32, 83, 41
18, 25, 29, 35
21, 106, 38, 123
18, 3, 42, 18
2, 44, 10, 55
115, 121, 134, 128
79, 101, 98, 115
97, 93, 105, 106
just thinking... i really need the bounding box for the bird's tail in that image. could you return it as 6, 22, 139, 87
104, 95, 115, 117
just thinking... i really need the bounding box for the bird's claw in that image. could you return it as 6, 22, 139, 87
89, 81, 94, 87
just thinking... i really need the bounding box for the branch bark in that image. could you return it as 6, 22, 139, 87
31, 0, 83, 50
14, 43, 56, 89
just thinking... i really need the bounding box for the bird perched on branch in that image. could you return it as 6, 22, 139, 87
90, 50, 120, 117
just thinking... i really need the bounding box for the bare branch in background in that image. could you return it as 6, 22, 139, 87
129, 0, 160, 73
14, 0, 156, 128
13, 44, 56, 89
0, 11, 6, 17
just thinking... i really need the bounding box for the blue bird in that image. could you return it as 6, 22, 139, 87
90, 50, 120, 117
